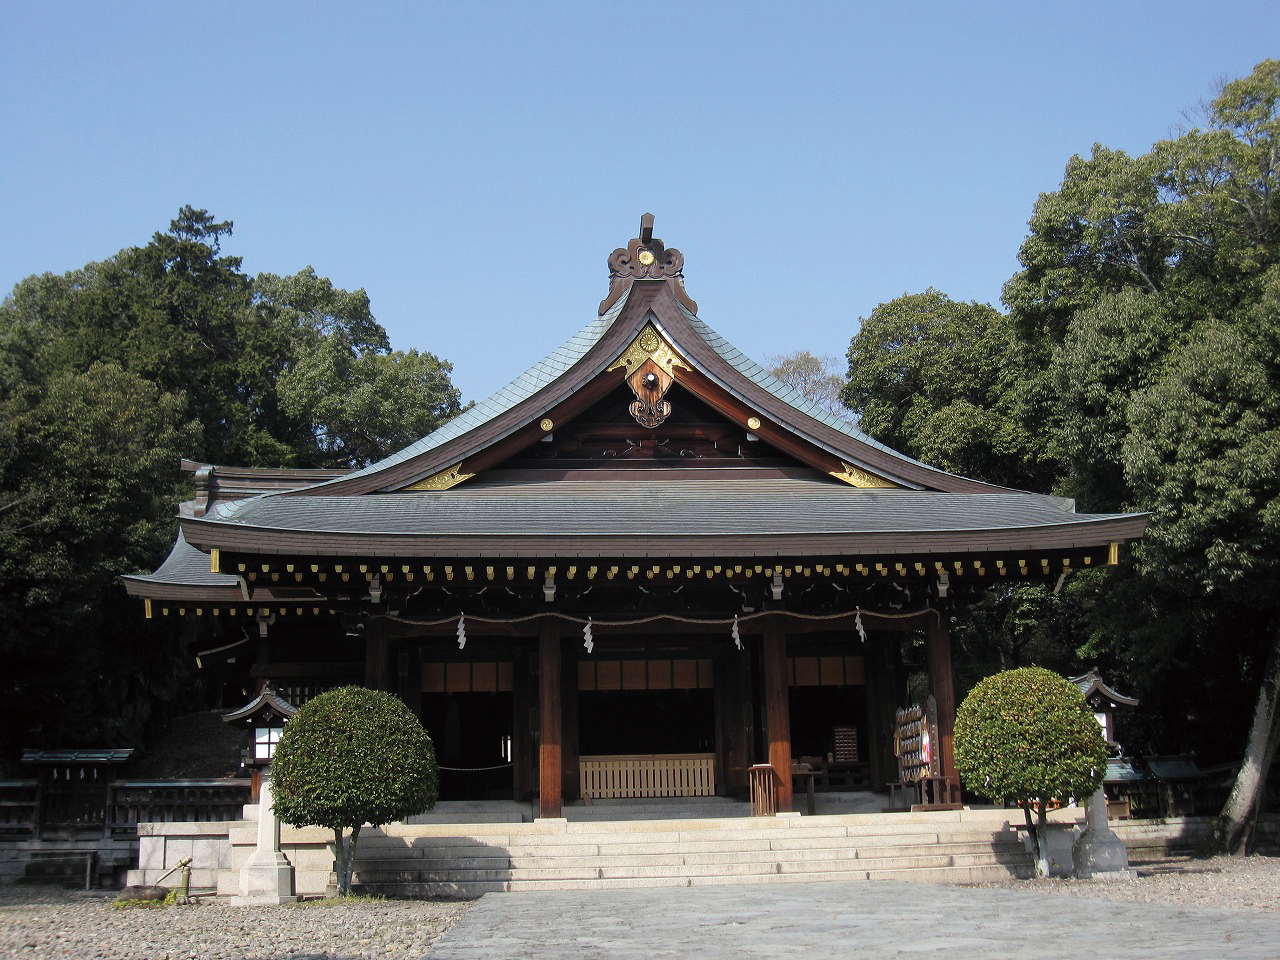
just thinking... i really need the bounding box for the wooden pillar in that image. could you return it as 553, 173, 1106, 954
255, 631, 273, 694
925, 611, 957, 782
363, 620, 392, 692
397, 644, 422, 718
864, 631, 893, 789
714, 645, 749, 796
512, 650, 534, 800
561, 641, 579, 803
762, 620, 793, 813
538, 619, 563, 819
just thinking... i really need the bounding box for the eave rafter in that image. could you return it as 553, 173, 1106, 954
138, 540, 1128, 620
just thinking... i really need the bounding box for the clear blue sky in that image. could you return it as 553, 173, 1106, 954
1, 2, 1273, 404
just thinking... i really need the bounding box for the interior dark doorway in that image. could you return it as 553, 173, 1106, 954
420, 691, 514, 800
789, 685, 868, 762
578, 689, 716, 754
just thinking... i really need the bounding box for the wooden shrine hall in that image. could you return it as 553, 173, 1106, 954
126, 215, 1147, 819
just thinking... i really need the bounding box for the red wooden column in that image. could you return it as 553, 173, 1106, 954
538, 619, 563, 819
762, 620, 793, 813
925, 611, 957, 783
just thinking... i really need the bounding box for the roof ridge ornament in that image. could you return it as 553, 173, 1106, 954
599, 213, 699, 316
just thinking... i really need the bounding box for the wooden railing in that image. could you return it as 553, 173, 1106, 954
579, 753, 716, 802
1, 778, 250, 840
107, 780, 251, 834
0, 780, 38, 836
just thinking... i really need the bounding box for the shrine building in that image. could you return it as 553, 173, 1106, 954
126, 215, 1148, 819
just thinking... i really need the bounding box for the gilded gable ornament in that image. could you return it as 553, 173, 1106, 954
608, 324, 691, 429
402, 464, 475, 491
830, 462, 898, 489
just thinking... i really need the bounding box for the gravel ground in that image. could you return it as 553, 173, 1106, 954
0, 889, 471, 960
1, 855, 1276, 959
973, 853, 1280, 912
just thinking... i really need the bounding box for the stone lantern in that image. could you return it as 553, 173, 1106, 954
222, 685, 297, 904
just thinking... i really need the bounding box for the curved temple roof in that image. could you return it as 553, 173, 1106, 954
131, 216, 1147, 599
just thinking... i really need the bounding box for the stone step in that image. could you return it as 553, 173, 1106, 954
352, 833, 1024, 866
351, 830, 1022, 861
330, 808, 1039, 896
351, 840, 1026, 877
350, 855, 1034, 898
350, 843, 1032, 888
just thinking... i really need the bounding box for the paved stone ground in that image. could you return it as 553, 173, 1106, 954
429, 856, 1280, 960
2, 856, 1278, 959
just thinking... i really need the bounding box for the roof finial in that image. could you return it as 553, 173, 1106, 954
599, 215, 698, 316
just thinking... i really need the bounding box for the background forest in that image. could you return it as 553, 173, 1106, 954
1, 63, 1276, 824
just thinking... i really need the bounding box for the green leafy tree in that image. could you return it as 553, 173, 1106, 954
0, 208, 466, 469
0, 208, 467, 761
1122, 310, 1280, 853
0, 363, 197, 755
270, 686, 439, 896
1003, 60, 1280, 851
842, 290, 1052, 490
248, 264, 465, 466
954, 667, 1107, 875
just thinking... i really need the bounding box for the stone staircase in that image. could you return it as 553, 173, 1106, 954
346, 808, 1038, 897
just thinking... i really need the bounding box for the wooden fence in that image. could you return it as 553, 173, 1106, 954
0, 778, 249, 839
579, 753, 716, 802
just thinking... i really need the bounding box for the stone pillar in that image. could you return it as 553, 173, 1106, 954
762, 621, 793, 813
538, 620, 563, 819
925, 612, 956, 783
1074, 790, 1132, 878
233, 769, 296, 904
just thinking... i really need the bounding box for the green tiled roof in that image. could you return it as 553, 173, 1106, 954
124, 531, 237, 587
199, 476, 1133, 540
333, 291, 631, 484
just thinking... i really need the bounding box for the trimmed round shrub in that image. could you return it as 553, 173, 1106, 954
954, 666, 1106, 808
271, 686, 438, 831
